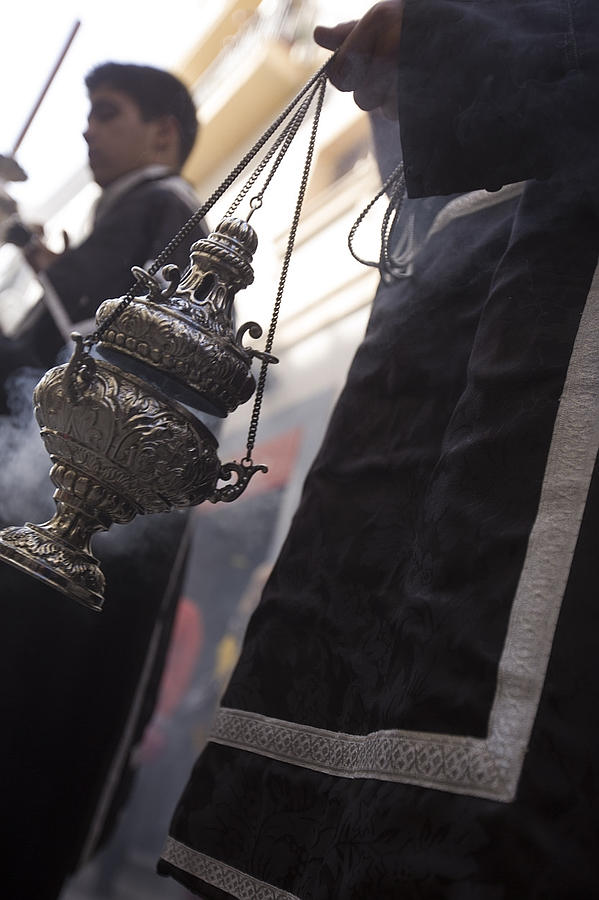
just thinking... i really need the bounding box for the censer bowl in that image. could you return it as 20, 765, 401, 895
0, 358, 222, 611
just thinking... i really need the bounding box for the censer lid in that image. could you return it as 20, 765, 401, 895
95, 217, 261, 417
189, 216, 258, 290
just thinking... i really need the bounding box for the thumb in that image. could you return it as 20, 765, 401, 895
314, 21, 357, 51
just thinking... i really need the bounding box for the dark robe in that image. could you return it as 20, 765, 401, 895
158, 2, 599, 897
0, 171, 206, 899
13, 170, 205, 369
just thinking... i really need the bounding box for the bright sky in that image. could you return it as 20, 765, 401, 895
1, 0, 217, 218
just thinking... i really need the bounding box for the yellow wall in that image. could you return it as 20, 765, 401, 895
174, 0, 262, 84
183, 41, 317, 188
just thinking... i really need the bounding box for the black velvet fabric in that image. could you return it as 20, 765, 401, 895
159, 180, 599, 897
158, 3, 599, 896
398, 0, 599, 197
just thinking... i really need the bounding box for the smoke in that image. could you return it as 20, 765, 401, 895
0, 368, 54, 526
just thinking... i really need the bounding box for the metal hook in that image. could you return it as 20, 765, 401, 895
63, 332, 97, 403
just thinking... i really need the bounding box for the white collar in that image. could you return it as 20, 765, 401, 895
94, 164, 175, 223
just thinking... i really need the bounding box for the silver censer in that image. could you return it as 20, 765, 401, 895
0, 217, 271, 611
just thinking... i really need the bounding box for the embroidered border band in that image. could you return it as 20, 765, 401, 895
161, 837, 301, 900
210, 259, 599, 803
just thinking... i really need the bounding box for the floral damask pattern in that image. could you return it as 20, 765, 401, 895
160, 178, 599, 899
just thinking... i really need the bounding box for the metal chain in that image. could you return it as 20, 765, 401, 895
379, 168, 408, 274
243, 74, 328, 463
84, 52, 337, 350
245, 89, 318, 220
226, 88, 316, 219
347, 161, 406, 276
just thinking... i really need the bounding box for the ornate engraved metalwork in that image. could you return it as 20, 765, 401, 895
211, 460, 268, 503
0, 360, 226, 610
0, 522, 106, 611
95, 217, 276, 415
0, 218, 271, 611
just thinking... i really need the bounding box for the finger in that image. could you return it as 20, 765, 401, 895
356, 83, 398, 120
326, 17, 380, 91
314, 21, 357, 52
352, 52, 399, 114
369, 27, 401, 118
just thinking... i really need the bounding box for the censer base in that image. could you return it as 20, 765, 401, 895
0, 525, 105, 612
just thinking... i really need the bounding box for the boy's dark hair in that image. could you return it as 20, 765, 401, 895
85, 62, 199, 166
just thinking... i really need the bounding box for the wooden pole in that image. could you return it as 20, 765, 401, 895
10, 20, 81, 156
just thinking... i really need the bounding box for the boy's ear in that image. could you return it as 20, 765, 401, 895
153, 114, 181, 155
